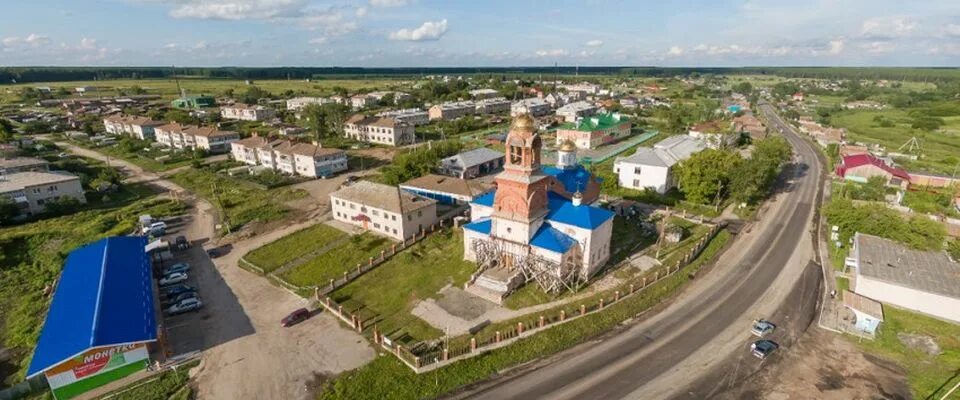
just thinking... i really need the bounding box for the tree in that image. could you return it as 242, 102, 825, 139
732, 82, 753, 94
240, 86, 270, 105
676, 149, 742, 205
0, 197, 20, 225
729, 136, 791, 204
43, 196, 83, 216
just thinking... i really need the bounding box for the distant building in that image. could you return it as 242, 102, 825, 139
428, 101, 476, 121
474, 97, 511, 115
510, 98, 551, 117
154, 123, 239, 153
792, 92, 804, 102
559, 82, 601, 95
556, 101, 598, 122
439, 147, 505, 179
171, 95, 215, 109
330, 180, 438, 241
376, 108, 430, 126
399, 174, 493, 205
230, 136, 347, 178
102, 115, 164, 140
613, 135, 707, 193
343, 115, 415, 146
0, 157, 50, 174
848, 233, 960, 323
0, 171, 86, 215
732, 113, 767, 141
350, 94, 375, 110
689, 120, 738, 149
555, 112, 631, 149
220, 104, 277, 121
468, 88, 500, 99
835, 153, 910, 189
286, 96, 334, 111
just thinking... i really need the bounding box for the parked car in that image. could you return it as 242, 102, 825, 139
207, 248, 223, 258
750, 319, 777, 337
161, 284, 196, 299
281, 308, 311, 327
175, 235, 189, 250
166, 298, 203, 315
159, 272, 188, 286
141, 221, 167, 234
750, 340, 779, 359
162, 262, 191, 276
163, 292, 199, 307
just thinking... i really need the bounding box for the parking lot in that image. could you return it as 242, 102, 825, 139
151, 202, 375, 400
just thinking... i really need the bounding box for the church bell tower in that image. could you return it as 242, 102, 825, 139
491, 114, 551, 243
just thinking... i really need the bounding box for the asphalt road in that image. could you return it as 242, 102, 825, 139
455, 104, 823, 400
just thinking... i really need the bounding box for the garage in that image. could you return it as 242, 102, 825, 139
26, 236, 158, 400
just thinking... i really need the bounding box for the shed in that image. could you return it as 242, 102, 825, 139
842, 290, 884, 335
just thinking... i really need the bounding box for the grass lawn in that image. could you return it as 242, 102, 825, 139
168, 167, 307, 232
318, 230, 730, 400
329, 229, 475, 344
830, 107, 960, 175
0, 197, 185, 385
850, 306, 960, 399
281, 233, 391, 286
902, 189, 960, 218
836, 276, 850, 296
95, 360, 200, 400
70, 139, 196, 172
243, 223, 348, 273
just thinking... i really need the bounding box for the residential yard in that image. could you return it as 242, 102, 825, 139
280, 233, 392, 287
168, 165, 307, 232
849, 306, 960, 399
902, 188, 960, 218
242, 223, 348, 273
71, 138, 197, 172
328, 229, 475, 345
0, 197, 185, 385
318, 230, 731, 400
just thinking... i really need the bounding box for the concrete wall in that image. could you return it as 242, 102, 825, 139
614, 161, 672, 194
856, 276, 960, 323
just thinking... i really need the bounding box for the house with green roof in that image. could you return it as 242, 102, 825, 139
555, 112, 632, 149
171, 95, 216, 109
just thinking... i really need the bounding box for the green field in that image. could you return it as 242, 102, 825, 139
280, 233, 391, 286
243, 223, 348, 273
328, 229, 475, 344
830, 108, 960, 174
0, 197, 185, 385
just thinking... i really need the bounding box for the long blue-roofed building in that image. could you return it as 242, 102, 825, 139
26, 236, 157, 400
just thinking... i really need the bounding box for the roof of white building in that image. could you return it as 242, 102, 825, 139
400, 174, 491, 198
616, 135, 706, 168
556, 101, 597, 113
332, 180, 435, 214
442, 148, 504, 169
0, 171, 80, 193
855, 232, 960, 298
842, 290, 884, 320
0, 157, 48, 169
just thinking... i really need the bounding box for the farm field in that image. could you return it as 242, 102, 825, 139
243, 223, 348, 273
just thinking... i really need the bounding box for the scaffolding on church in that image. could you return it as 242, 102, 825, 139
470, 238, 586, 294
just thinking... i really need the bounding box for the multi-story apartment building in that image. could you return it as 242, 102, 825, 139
468, 88, 500, 99
510, 97, 551, 117
343, 115, 415, 146
375, 108, 429, 126
428, 101, 475, 121
155, 123, 240, 153
474, 97, 511, 115
219, 104, 277, 121
230, 136, 348, 178
330, 180, 438, 241
286, 96, 335, 111
556, 101, 599, 122
102, 115, 164, 140
0, 157, 49, 174
0, 171, 86, 215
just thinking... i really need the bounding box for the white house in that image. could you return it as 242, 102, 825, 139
376, 108, 430, 126
474, 97, 511, 115
155, 123, 239, 153
556, 101, 598, 122
469, 88, 500, 99
428, 101, 476, 121
689, 120, 738, 149
220, 104, 277, 121
343, 115, 415, 146
102, 116, 164, 140
286, 96, 334, 111
613, 135, 706, 193
330, 180, 438, 241
848, 232, 960, 323
0, 171, 86, 215
510, 98, 551, 117
230, 137, 348, 178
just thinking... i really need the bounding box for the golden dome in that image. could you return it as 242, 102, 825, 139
559, 140, 577, 152
511, 113, 535, 133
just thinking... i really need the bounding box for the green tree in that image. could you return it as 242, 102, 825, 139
676, 149, 742, 205
43, 196, 84, 216
732, 82, 753, 94
0, 197, 20, 224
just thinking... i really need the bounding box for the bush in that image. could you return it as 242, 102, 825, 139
824, 198, 945, 250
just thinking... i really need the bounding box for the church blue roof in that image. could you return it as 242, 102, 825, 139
543, 165, 601, 194
546, 192, 615, 229
530, 224, 577, 253
463, 218, 492, 234
27, 236, 156, 377
471, 191, 495, 207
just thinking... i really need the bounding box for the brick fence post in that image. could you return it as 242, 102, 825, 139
580, 304, 586, 316
443, 348, 449, 361
654, 271, 659, 281
642, 276, 647, 288
329, 279, 335, 290
380, 249, 385, 261
357, 264, 361, 274
314, 286, 320, 300
599, 298, 605, 309
517, 322, 524, 334
539, 315, 545, 328
630, 283, 635, 294
415, 357, 421, 368
350, 314, 358, 330
373, 326, 380, 344
395, 344, 401, 356
470, 338, 477, 352
357, 318, 364, 332
495, 331, 501, 343
325, 296, 331, 307
392, 243, 397, 254
614, 290, 620, 302
560, 310, 566, 321
368, 257, 373, 267
343, 271, 348, 281
337, 304, 343, 316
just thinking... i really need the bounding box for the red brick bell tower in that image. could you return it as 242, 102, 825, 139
491, 114, 550, 242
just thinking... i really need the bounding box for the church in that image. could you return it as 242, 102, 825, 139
462, 114, 614, 302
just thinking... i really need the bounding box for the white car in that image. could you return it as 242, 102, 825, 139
159, 272, 188, 286
142, 221, 167, 234
166, 298, 203, 315
751, 319, 777, 337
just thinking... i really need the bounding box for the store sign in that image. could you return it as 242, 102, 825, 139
45, 344, 148, 390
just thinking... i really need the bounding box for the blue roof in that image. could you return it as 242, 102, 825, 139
546, 192, 615, 229
543, 165, 601, 194
530, 224, 577, 253
471, 191, 495, 207
463, 218, 492, 234
27, 236, 156, 377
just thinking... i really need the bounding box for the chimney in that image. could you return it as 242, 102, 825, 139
572, 191, 582, 207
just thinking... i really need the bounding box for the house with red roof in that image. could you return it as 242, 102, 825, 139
835, 153, 910, 189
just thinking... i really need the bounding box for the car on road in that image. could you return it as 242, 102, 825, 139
162, 262, 191, 276
750, 339, 779, 359
166, 297, 203, 315
159, 272, 188, 287
175, 235, 189, 250
281, 308, 311, 327
142, 221, 167, 235
750, 319, 776, 337
161, 284, 196, 299
163, 292, 199, 307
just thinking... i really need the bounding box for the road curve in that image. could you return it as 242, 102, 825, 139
455, 104, 823, 400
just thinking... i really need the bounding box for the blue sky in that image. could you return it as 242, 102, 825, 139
0, 0, 958, 67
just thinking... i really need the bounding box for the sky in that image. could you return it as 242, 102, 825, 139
0, 0, 958, 67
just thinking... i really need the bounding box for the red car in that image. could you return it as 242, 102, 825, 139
281, 308, 311, 327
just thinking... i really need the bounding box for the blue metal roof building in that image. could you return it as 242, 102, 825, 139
27, 236, 156, 382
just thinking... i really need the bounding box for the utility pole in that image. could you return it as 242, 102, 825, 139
211, 181, 231, 234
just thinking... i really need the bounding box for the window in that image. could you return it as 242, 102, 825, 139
350, 204, 356, 209
374, 223, 381, 229
372, 210, 379, 216
633, 179, 639, 187
417, 211, 422, 217
634, 167, 642, 175
391, 215, 397, 221
392, 228, 398, 234
407, 214, 412, 221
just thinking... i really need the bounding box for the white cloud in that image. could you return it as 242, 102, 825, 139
79, 38, 98, 50
388, 19, 448, 41
25, 33, 50, 45
861, 41, 895, 54
165, 0, 306, 20
943, 23, 960, 37
585, 39, 603, 47
828, 39, 844, 54
308, 37, 328, 44
355, 7, 367, 17
534, 48, 568, 57
1, 37, 19, 46
860, 17, 916, 39
667, 46, 684, 56
369, 0, 409, 7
